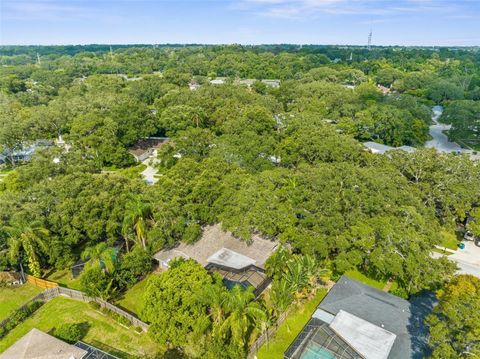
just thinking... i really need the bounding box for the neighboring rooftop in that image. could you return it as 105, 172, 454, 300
0, 328, 87, 359
154, 224, 278, 270
319, 276, 436, 359
363, 141, 417, 155
285, 275, 436, 359
128, 137, 169, 161
363, 141, 394, 154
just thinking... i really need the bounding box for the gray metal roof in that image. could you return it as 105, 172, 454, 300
318, 275, 436, 359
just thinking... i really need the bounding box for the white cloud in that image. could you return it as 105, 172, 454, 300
238, 0, 469, 19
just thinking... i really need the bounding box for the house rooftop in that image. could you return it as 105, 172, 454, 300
285, 275, 436, 359
0, 328, 87, 359
363, 141, 394, 154
154, 224, 278, 270
318, 276, 436, 359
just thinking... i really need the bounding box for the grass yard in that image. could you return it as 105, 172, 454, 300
0, 284, 43, 321
343, 269, 386, 290
116, 273, 158, 317
0, 297, 161, 358
256, 289, 327, 359
46, 268, 82, 290
440, 228, 460, 250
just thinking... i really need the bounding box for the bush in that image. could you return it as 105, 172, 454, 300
53, 322, 88, 343
115, 247, 152, 290
0, 301, 44, 338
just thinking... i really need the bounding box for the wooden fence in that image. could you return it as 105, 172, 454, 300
247, 310, 290, 359
0, 286, 149, 335
26, 275, 59, 289
0, 291, 51, 334
48, 287, 149, 331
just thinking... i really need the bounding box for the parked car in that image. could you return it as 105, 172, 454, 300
463, 231, 480, 247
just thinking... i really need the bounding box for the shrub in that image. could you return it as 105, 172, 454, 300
53, 323, 87, 343
0, 301, 44, 338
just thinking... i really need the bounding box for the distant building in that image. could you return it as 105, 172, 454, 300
128, 137, 169, 162
188, 80, 201, 91
363, 141, 417, 155
363, 141, 395, 154
0, 271, 23, 286
377, 84, 392, 95
209, 78, 226, 85
261, 79, 281, 88
284, 276, 436, 359
235, 79, 256, 87
0, 328, 118, 359
154, 224, 278, 295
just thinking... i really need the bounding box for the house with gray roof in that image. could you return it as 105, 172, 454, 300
363, 142, 417, 155
284, 275, 436, 359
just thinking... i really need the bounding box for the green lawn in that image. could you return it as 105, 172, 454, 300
0, 284, 43, 321
440, 228, 459, 250
46, 268, 82, 290
0, 297, 161, 358
256, 289, 327, 359
116, 273, 158, 317
343, 269, 386, 290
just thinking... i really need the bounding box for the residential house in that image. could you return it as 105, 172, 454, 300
261, 79, 281, 88
128, 137, 169, 162
363, 142, 416, 155
154, 224, 278, 295
284, 276, 436, 359
0, 328, 118, 359
209, 77, 227, 85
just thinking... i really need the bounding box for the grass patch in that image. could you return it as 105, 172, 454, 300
0, 297, 161, 358
432, 247, 454, 256
0, 284, 43, 321
46, 268, 82, 290
256, 289, 327, 359
343, 269, 386, 290
116, 273, 158, 317
440, 228, 459, 250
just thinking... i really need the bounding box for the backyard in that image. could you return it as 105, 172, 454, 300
116, 273, 158, 317
256, 289, 327, 359
0, 296, 161, 358
0, 284, 43, 321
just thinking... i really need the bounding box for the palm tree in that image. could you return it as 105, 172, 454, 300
219, 285, 267, 348
122, 196, 152, 250
269, 279, 293, 317
7, 220, 49, 277
200, 285, 228, 337
81, 242, 116, 273
265, 245, 290, 279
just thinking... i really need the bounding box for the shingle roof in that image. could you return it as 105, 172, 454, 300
0, 328, 87, 359
154, 224, 278, 270
318, 275, 436, 359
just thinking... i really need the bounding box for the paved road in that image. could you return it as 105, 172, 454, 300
425, 106, 463, 153
432, 241, 480, 278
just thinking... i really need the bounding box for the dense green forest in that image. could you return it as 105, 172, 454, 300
1, 45, 480, 357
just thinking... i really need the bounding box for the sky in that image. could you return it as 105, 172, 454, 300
0, 0, 479, 46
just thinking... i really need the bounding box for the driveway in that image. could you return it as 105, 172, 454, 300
432, 241, 480, 278
449, 241, 480, 277
140, 150, 160, 185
